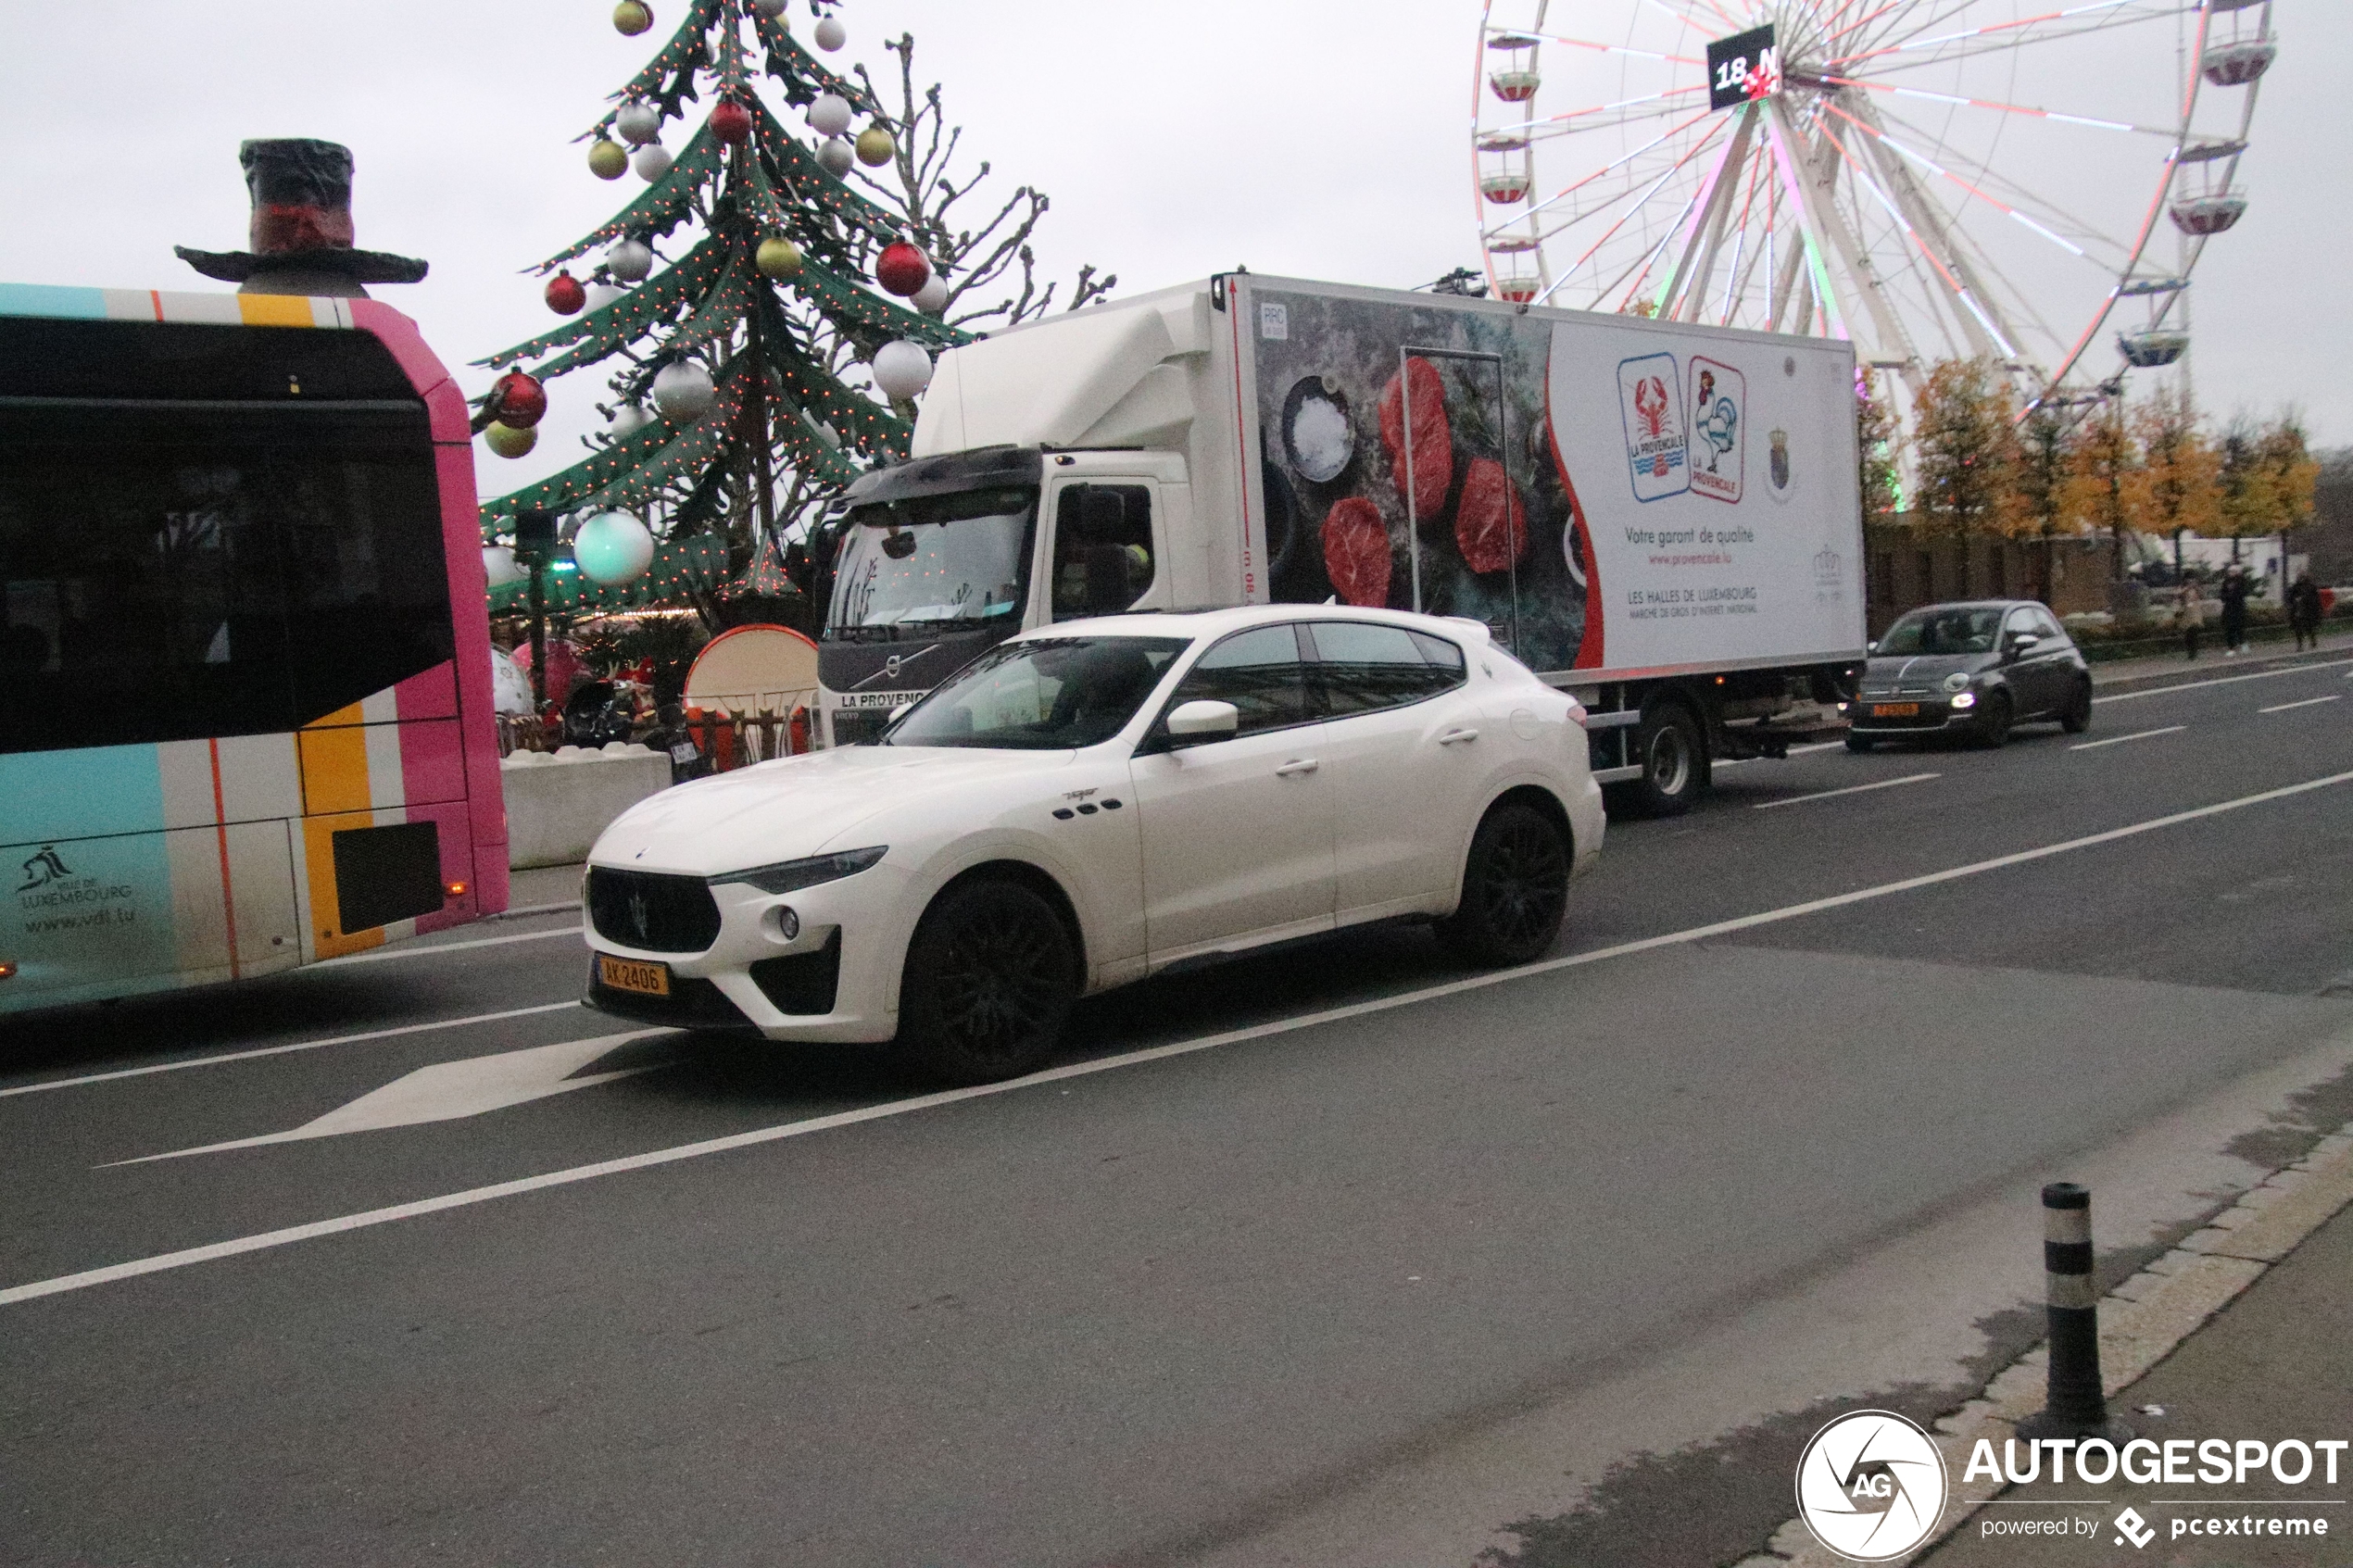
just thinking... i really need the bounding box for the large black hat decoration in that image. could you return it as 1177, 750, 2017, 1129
175, 139, 428, 297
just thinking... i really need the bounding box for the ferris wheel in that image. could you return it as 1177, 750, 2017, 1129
1470, 0, 2275, 402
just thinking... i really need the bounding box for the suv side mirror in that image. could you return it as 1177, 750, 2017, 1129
1165, 699, 1239, 743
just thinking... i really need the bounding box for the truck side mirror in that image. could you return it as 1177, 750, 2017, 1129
1085, 544, 1131, 617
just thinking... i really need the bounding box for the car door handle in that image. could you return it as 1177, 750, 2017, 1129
1275, 759, 1320, 777
1438, 727, 1479, 745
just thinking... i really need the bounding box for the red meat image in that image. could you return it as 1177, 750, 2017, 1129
1320, 496, 1391, 608
1454, 457, 1528, 574
1378, 356, 1453, 522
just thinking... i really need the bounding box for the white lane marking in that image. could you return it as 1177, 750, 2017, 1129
1713, 740, 1845, 771
0, 1002, 586, 1100
312, 925, 583, 967
11, 765, 2353, 1309
2259, 695, 2344, 715
2097, 657, 2353, 704
1752, 772, 1940, 810
106, 1032, 673, 1165
2069, 725, 2186, 752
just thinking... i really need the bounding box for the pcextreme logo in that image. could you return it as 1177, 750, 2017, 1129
1795, 1410, 1950, 1562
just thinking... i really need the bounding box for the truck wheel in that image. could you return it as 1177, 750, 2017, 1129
1622, 704, 1704, 817
896, 878, 1077, 1085
2058, 679, 2093, 734
1441, 800, 1569, 967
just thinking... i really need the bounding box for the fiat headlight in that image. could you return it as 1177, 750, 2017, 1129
1943, 671, 1971, 692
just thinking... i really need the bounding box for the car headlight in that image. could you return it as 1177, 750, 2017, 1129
713, 846, 887, 894
1943, 671, 1971, 692
1948, 690, 1978, 710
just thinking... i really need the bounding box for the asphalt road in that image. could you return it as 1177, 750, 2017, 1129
6, 654, 2353, 1567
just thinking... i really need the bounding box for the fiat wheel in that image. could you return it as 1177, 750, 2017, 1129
897, 878, 1077, 1085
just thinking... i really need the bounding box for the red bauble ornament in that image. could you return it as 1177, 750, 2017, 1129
492, 370, 547, 430
711, 98, 753, 145
544, 271, 586, 315
875, 240, 930, 297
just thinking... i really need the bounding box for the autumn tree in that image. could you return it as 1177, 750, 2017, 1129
2063, 396, 2139, 583
2125, 385, 2220, 579
1909, 357, 2022, 595
2217, 412, 2321, 572
2014, 396, 2072, 603
1856, 369, 1903, 529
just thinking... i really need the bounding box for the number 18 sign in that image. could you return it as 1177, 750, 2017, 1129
1706, 23, 1779, 111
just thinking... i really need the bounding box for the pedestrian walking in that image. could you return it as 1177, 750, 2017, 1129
2288, 572, 2323, 652
2219, 563, 2251, 655
2178, 578, 2204, 660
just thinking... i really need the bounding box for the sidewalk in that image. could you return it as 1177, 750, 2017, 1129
1917, 1198, 2353, 1566
2090, 630, 2353, 690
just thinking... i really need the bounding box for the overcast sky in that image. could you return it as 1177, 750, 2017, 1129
3, 0, 2340, 495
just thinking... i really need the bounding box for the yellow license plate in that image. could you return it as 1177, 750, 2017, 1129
1871, 703, 1919, 719
598, 954, 672, 997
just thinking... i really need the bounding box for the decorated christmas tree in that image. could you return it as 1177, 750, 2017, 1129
470, 0, 995, 622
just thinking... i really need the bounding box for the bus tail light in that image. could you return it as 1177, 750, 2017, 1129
0, 960, 17, 981
445, 881, 469, 897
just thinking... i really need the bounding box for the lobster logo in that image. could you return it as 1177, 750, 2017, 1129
1616, 352, 1689, 502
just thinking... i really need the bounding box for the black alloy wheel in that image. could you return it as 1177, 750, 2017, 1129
2059, 678, 2094, 734
1441, 801, 1571, 968
898, 879, 1077, 1085
1973, 690, 2014, 748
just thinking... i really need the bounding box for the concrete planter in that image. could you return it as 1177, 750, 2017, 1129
501, 744, 671, 870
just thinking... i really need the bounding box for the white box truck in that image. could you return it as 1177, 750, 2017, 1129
812, 272, 1865, 812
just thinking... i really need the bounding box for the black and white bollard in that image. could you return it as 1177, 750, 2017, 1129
2018, 1182, 2131, 1443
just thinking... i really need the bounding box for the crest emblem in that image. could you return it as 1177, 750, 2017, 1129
17, 846, 70, 893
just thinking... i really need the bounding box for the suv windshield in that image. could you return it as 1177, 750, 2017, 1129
1878, 606, 2004, 656
826, 486, 1037, 639
887, 636, 1190, 750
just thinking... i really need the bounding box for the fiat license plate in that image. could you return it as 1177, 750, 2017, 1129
1871, 702, 1919, 719
598, 955, 671, 997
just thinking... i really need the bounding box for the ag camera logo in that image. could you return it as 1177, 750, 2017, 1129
1795, 1410, 1949, 1562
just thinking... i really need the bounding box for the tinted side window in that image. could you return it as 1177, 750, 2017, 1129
1306, 621, 1459, 715
1165, 624, 1312, 736
1051, 484, 1154, 621
0, 402, 444, 755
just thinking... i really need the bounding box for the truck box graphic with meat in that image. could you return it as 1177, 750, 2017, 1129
812, 273, 1865, 811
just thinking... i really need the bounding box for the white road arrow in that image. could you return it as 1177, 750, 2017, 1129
108, 1031, 674, 1165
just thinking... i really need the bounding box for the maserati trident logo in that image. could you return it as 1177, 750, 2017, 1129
626, 884, 651, 944
1794, 1411, 1948, 1561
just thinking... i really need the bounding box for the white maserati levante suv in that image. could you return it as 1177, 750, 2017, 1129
583, 605, 1604, 1083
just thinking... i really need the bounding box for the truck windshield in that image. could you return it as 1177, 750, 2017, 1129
826, 486, 1037, 639
887, 635, 1190, 750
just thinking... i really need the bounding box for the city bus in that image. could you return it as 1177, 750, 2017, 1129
0, 283, 509, 1014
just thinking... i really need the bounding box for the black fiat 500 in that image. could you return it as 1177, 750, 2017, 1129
1845, 600, 2094, 750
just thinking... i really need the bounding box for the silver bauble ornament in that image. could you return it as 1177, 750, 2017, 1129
812, 15, 845, 51
816, 136, 854, 177
808, 94, 853, 138
912, 273, 950, 316
482, 545, 526, 589
606, 237, 654, 283
614, 100, 661, 146
585, 281, 626, 313
632, 143, 673, 182
650, 360, 718, 421
608, 403, 654, 439
871, 340, 935, 401
573, 511, 657, 586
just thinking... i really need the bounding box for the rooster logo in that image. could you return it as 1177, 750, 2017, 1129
1633, 375, 1670, 440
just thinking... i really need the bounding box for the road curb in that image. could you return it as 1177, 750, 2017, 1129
1731, 1121, 2353, 1568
